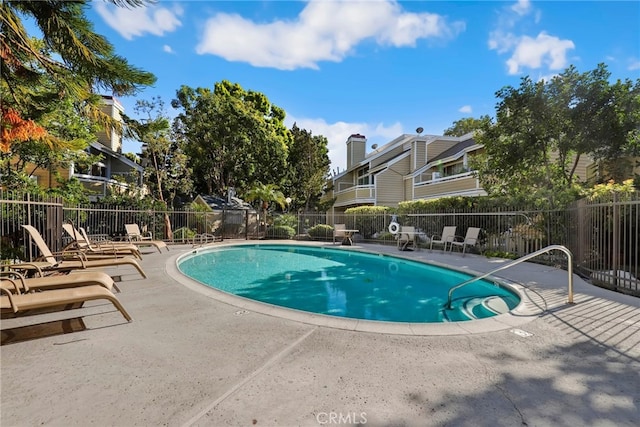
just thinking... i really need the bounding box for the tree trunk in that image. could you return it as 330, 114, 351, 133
164, 212, 173, 241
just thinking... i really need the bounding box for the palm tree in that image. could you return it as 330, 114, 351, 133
1, 0, 155, 128
244, 183, 286, 235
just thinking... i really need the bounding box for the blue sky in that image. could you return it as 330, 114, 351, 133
87, 0, 640, 172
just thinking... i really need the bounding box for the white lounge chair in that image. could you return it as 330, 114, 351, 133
429, 226, 457, 252
449, 227, 481, 255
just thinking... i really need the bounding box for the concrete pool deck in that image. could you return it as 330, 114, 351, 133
2, 241, 639, 426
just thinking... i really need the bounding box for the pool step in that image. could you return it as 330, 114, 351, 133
444, 296, 511, 321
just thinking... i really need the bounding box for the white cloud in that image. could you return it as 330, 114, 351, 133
629, 59, 640, 71
536, 72, 560, 83
94, 3, 183, 40
285, 114, 403, 172
196, 0, 465, 70
163, 45, 175, 54
511, 0, 532, 16
489, 2, 574, 75
506, 33, 574, 75
458, 105, 472, 114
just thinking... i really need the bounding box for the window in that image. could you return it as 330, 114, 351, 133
443, 163, 467, 177
356, 166, 373, 185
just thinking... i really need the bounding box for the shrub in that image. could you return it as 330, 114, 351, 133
265, 225, 295, 239
308, 224, 334, 240
344, 206, 393, 238
173, 227, 196, 242
273, 213, 298, 229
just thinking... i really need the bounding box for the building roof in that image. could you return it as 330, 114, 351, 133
428, 138, 478, 164
196, 195, 256, 211
89, 142, 142, 171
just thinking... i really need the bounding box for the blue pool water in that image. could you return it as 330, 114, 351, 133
178, 244, 521, 323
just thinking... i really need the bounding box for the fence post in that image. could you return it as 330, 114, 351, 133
612, 193, 620, 288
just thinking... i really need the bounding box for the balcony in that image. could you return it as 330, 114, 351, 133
413, 171, 485, 199
334, 184, 376, 207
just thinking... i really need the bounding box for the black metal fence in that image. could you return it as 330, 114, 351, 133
1, 190, 638, 296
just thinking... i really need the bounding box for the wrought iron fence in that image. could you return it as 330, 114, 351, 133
1, 190, 638, 296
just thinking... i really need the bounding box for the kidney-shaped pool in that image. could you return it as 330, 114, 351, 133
177, 244, 521, 323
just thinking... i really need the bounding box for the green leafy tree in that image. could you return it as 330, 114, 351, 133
284, 124, 331, 211
172, 80, 291, 195
1, 0, 155, 110
546, 64, 640, 183
443, 116, 491, 137
474, 63, 640, 206
1, 0, 155, 197
125, 97, 193, 240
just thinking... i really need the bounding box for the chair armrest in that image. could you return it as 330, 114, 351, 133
0, 287, 19, 312
8, 262, 45, 277
0, 276, 23, 293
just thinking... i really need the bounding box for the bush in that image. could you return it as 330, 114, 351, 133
308, 224, 334, 240
344, 206, 393, 238
265, 225, 296, 239
273, 213, 298, 229
173, 227, 196, 242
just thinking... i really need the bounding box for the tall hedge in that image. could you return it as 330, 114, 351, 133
343, 206, 395, 238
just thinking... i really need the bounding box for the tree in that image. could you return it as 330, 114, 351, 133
172, 80, 291, 196
284, 124, 331, 211
125, 97, 193, 240
443, 116, 491, 137
1, 0, 155, 195
1, 1, 155, 109
546, 64, 640, 183
244, 182, 287, 235
473, 64, 640, 206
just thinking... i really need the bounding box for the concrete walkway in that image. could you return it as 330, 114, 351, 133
2, 242, 639, 426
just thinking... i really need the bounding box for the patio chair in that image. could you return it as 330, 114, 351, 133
333, 224, 346, 245
62, 224, 142, 260
429, 226, 457, 252
1, 280, 131, 322
449, 227, 481, 255
124, 224, 169, 253
397, 226, 417, 251
1, 270, 120, 293
13, 225, 147, 278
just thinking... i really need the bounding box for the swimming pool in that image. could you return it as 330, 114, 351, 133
177, 244, 521, 323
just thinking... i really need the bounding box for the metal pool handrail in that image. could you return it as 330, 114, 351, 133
445, 245, 574, 310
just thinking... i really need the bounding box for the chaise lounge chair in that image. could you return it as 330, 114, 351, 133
429, 226, 457, 252
449, 227, 481, 255
63, 223, 142, 260
1, 281, 131, 321
397, 226, 418, 251
13, 225, 147, 278
1, 270, 120, 293
124, 224, 169, 253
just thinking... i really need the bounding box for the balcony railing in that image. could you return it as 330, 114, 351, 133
414, 173, 482, 199
416, 170, 474, 185
334, 185, 375, 206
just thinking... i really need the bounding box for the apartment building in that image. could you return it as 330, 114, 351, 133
25, 96, 144, 200
323, 132, 606, 215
